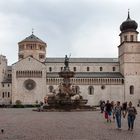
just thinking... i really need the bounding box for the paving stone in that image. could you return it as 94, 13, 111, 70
0, 108, 140, 140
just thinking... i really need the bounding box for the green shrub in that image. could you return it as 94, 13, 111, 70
13, 100, 24, 108
12, 104, 24, 108
15, 100, 22, 105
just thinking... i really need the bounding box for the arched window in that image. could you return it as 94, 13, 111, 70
49, 67, 52, 72
73, 67, 76, 72
130, 35, 134, 42
87, 67, 90, 71
88, 86, 94, 95
2, 92, 4, 98
112, 67, 116, 71
100, 67, 103, 71
49, 86, 54, 92
130, 85, 134, 95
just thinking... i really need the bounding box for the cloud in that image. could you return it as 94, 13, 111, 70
0, 0, 140, 64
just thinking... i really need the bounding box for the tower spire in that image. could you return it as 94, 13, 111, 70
127, 9, 130, 19
32, 28, 34, 34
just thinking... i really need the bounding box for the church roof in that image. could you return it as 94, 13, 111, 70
45, 58, 118, 63
47, 72, 124, 78
19, 34, 46, 44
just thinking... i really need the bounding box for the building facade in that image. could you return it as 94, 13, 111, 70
0, 13, 140, 106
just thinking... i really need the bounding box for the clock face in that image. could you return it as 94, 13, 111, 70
24, 79, 36, 90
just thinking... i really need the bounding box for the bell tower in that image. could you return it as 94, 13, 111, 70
118, 11, 140, 104
18, 32, 47, 62
119, 11, 139, 75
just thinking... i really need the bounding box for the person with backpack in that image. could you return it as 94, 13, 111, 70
113, 101, 122, 129
124, 101, 137, 131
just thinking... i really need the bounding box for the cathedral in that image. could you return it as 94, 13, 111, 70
0, 12, 140, 106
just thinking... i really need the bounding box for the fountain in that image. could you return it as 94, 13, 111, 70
43, 55, 89, 111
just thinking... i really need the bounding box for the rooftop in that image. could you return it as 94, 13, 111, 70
19, 34, 46, 44
47, 72, 124, 78
45, 58, 119, 63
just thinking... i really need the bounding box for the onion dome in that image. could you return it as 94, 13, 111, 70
120, 11, 138, 32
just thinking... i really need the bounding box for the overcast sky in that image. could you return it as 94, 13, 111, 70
0, 0, 140, 65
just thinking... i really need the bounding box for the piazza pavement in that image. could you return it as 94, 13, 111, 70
0, 107, 140, 140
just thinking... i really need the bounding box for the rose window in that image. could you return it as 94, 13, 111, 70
24, 79, 36, 90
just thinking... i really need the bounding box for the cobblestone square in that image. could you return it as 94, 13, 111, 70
0, 108, 140, 140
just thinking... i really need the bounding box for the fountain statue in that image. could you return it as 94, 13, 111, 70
64, 55, 69, 68
44, 55, 88, 111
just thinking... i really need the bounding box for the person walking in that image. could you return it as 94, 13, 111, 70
105, 100, 112, 122
113, 101, 122, 129
124, 101, 137, 131
100, 100, 105, 113
111, 101, 115, 122
122, 102, 127, 115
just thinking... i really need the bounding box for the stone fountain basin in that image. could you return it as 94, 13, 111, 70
47, 99, 88, 105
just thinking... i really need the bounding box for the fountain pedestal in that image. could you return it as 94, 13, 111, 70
44, 55, 89, 111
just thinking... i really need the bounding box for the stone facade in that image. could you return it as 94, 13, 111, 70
12, 57, 46, 104
0, 13, 140, 106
